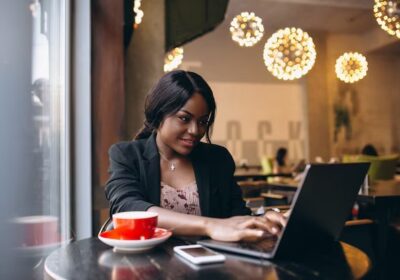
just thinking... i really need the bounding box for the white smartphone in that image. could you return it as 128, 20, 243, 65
173, 244, 226, 265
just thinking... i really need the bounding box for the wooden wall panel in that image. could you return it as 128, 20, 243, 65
91, 0, 125, 234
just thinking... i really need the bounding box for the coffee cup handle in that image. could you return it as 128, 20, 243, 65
98, 217, 114, 235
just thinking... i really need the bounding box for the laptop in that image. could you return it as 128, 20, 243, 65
198, 163, 370, 259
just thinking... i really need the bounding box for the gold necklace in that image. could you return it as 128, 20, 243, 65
159, 151, 176, 171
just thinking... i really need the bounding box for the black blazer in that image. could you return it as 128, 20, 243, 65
105, 133, 251, 218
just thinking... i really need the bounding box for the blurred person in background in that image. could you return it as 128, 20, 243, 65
273, 147, 292, 174
361, 144, 379, 156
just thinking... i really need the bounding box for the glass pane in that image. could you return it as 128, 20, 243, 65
0, 1, 70, 278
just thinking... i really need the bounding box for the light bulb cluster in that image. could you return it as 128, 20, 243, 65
164, 47, 184, 72
166, 10, 371, 82
230, 12, 264, 47
133, 0, 144, 29
373, 0, 400, 38
263, 27, 316, 80
335, 52, 368, 83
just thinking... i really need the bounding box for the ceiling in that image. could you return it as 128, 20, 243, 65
226, 0, 378, 34
375, 40, 400, 54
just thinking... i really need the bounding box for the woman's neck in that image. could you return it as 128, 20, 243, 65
155, 134, 180, 160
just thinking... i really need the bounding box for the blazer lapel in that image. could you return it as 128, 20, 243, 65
143, 133, 161, 205
191, 146, 211, 217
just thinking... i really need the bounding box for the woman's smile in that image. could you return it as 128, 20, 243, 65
179, 137, 198, 148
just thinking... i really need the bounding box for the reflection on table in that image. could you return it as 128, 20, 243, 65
45, 237, 371, 280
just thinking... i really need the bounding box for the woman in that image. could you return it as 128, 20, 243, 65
106, 70, 286, 242
273, 147, 292, 174
361, 144, 378, 156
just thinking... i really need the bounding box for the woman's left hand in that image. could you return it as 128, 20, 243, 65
205, 211, 288, 242
263, 210, 288, 229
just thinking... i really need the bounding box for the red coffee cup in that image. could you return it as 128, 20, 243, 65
112, 211, 158, 240
13, 215, 59, 247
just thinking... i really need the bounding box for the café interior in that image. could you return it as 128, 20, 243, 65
2, 0, 400, 279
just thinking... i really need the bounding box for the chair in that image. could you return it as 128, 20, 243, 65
237, 180, 265, 198
261, 192, 288, 206
343, 154, 399, 181
340, 218, 376, 278
244, 197, 265, 208
98, 217, 114, 235
260, 156, 273, 175
364, 155, 399, 180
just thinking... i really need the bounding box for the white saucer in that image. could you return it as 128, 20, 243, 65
98, 228, 172, 253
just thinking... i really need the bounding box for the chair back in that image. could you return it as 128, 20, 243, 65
343, 154, 399, 181
260, 156, 273, 174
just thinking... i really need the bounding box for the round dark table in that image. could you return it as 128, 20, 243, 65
45, 237, 371, 280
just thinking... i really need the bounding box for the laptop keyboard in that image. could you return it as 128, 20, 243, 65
238, 237, 277, 253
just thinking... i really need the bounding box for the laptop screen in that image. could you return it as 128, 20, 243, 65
268, 163, 369, 258
199, 163, 370, 259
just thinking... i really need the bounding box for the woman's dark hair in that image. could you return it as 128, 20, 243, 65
361, 144, 378, 156
135, 70, 216, 143
276, 147, 288, 167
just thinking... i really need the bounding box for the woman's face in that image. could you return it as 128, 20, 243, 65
156, 92, 210, 156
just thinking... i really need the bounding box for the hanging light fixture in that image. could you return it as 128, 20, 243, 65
133, 0, 144, 29
335, 52, 368, 83
263, 27, 316, 80
229, 12, 264, 47
164, 47, 184, 72
373, 0, 400, 38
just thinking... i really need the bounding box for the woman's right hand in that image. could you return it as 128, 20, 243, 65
205, 213, 285, 242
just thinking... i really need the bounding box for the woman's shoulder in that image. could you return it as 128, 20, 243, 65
195, 142, 233, 161
109, 138, 148, 156
197, 142, 229, 154
194, 143, 235, 173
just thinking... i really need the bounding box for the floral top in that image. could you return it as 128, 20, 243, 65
160, 181, 201, 216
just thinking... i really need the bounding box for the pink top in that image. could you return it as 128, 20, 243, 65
160, 181, 201, 216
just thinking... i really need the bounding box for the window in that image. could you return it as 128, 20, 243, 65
0, 0, 70, 277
